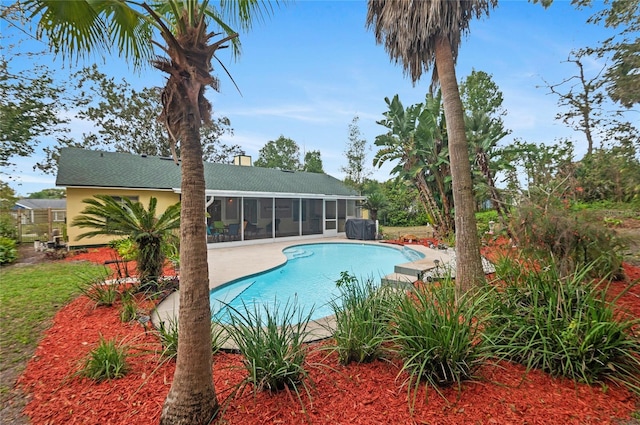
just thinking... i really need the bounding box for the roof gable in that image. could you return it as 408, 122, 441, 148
56, 148, 359, 197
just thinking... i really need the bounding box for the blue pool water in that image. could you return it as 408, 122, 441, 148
209, 242, 424, 322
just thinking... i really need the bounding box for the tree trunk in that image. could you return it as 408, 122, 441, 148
434, 34, 485, 298
160, 103, 218, 424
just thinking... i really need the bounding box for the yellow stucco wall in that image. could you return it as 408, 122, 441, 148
66, 187, 180, 248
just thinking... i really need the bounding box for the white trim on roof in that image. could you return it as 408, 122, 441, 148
61, 185, 174, 192
174, 188, 364, 200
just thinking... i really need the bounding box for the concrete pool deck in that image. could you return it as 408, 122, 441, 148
151, 237, 460, 347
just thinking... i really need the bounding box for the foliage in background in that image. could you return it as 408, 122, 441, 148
576, 140, 640, 203
378, 179, 428, 227
330, 272, 398, 365
475, 209, 499, 237
0, 236, 18, 265
0, 55, 69, 171
254, 135, 302, 170
511, 200, 625, 279
34, 65, 241, 175
342, 115, 372, 192
302, 150, 324, 173
72, 195, 180, 292
79, 336, 129, 381
485, 255, 640, 395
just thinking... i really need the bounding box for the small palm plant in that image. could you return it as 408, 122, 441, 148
72, 195, 180, 292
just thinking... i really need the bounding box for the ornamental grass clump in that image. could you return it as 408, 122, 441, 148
330, 271, 399, 365
484, 255, 640, 394
79, 336, 129, 381
156, 316, 226, 359
225, 298, 314, 399
76, 268, 119, 307
391, 279, 490, 401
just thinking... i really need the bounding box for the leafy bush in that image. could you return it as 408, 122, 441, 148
0, 214, 17, 239
484, 255, 640, 394
79, 336, 129, 381
391, 280, 490, 401
330, 271, 398, 364
511, 202, 624, 279
0, 237, 18, 265
475, 209, 499, 236
109, 237, 138, 261
76, 269, 119, 307
225, 299, 313, 398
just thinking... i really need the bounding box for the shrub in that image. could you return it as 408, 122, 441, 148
76, 269, 119, 307
0, 214, 17, 239
225, 298, 313, 398
330, 271, 398, 364
510, 202, 624, 279
79, 336, 129, 381
109, 237, 137, 261
0, 237, 18, 265
391, 280, 490, 401
484, 255, 640, 394
475, 209, 499, 236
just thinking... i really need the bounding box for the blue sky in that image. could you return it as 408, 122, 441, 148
3, 0, 631, 197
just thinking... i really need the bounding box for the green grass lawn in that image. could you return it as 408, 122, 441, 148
0, 261, 108, 398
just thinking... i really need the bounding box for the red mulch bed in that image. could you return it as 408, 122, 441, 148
18, 245, 640, 424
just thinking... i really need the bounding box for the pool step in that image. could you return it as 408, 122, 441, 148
381, 272, 418, 289
394, 259, 438, 278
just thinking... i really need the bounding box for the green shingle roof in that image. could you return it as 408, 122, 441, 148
56, 148, 359, 197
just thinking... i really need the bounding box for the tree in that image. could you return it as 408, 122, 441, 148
0, 55, 69, 171
341, 116, 371, 192
367, 0, 495, 296
27, 188, 66, 199
577, 0, 640, 108
23, 1, 274, 422
303, 150, 324, 173
460, 70, 511, 222
542, 49, 638, 161
254, 135, 301, 170
36, 66, 241, 174
72, 195, 180, 291
374, 93, 453, 238
362, 191, 386, 222
542, 51, 606, 157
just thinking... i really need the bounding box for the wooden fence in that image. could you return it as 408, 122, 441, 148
14, 208, 67, 244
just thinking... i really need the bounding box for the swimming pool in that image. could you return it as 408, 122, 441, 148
209, 242, 424, 322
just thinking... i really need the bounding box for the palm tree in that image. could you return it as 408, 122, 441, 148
72, 195, 180, 291
367, 0, 496, 296
362, 191, 387, 222
24, 1, 274, 422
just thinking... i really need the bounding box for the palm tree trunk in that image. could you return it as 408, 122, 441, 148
434, 34, 485, 297
161, 101, 218, 423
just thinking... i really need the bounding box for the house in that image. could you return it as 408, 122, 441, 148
56, 147, 363, 248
